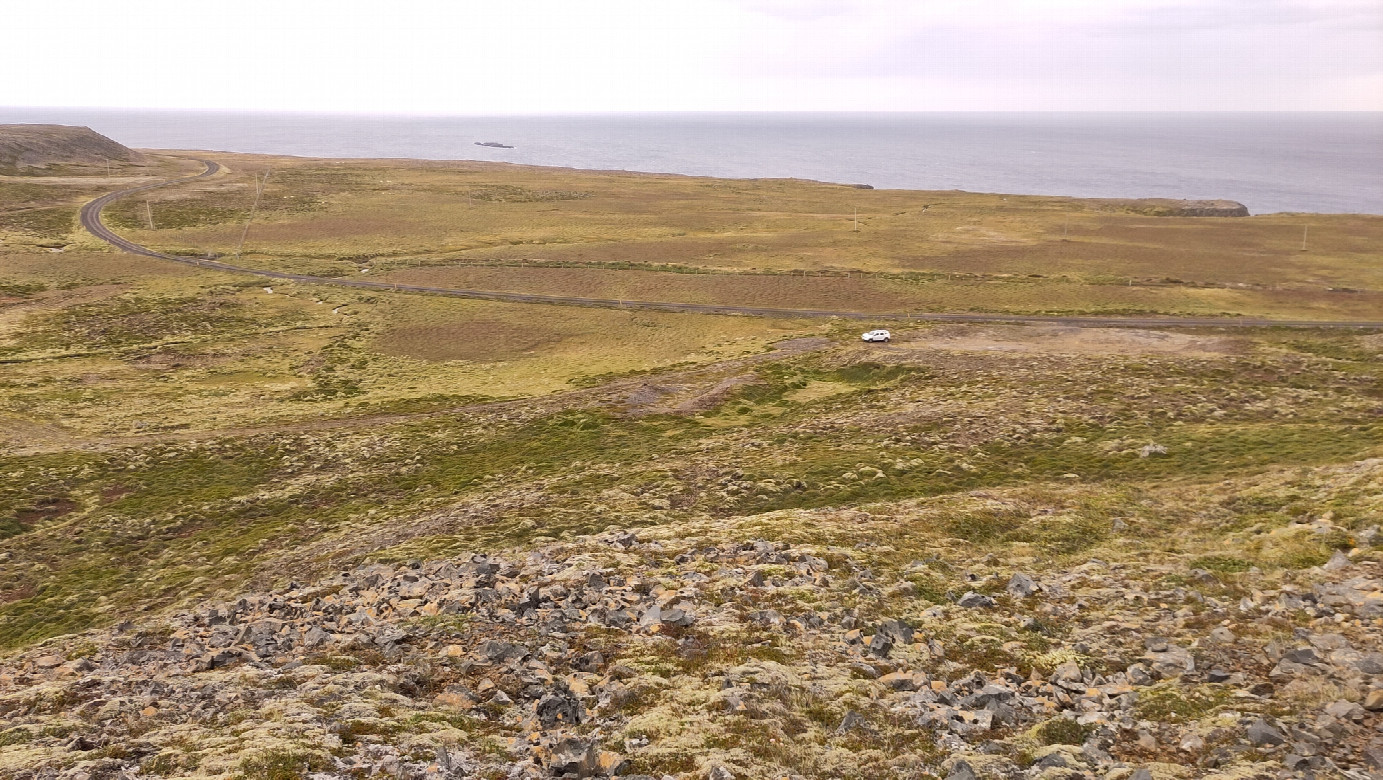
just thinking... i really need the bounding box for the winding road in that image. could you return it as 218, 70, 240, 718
80, 159, 1383, 330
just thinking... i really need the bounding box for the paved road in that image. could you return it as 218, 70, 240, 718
80, 160, 1383, 330
79, 159, 224, 255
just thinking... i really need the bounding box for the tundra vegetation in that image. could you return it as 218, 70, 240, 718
0, 144, 1380, 779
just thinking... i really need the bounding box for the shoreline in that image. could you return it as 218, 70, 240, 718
4, 108, 1378, 214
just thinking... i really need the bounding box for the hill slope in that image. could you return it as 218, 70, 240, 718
0, 321, 1381, 778
1, 470, 1379, 779
0, 124, 146, 174
2, 145, 1382, 779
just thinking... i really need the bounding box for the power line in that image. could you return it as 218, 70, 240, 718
234, 169, 270, 262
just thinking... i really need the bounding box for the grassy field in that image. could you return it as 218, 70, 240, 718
1, 319, 1380, 648
4, 146, 1383, 779
372, 263, 1383, 320
0, 253, 812, 444
2, 148, 1382, 643
0, 154, 188, 248
79, 152, 1383, 320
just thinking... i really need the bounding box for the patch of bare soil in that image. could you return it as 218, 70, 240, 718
0, 416, 80, 455
374, 319, 566, 362
620, 337, 829, 416
1359, 333, 1383, 352
890, 324, 1244, 356
620, 372, 765, 417
669, 373, 762, 414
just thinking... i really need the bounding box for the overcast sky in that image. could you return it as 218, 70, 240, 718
4, 0, 1379, 112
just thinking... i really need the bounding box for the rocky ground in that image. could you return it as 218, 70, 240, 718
1, 484, 1380, 779
3, 325, 1383, 779
5, 126, 1383, 780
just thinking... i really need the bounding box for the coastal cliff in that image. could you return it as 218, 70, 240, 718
0, 124, 146, 174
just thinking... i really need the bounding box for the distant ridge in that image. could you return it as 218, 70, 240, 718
0, 124, 145, 174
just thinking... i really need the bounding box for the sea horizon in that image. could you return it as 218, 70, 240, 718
3, 108, 1380, 215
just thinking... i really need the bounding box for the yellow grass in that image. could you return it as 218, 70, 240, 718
0, 248, 819, 441
4, 149, 1382, 447
81, 151, 1383, 320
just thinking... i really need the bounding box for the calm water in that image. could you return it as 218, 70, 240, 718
3, 109, 1380, 214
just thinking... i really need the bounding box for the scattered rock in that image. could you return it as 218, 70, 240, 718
1007, 573, 1040, 598
1246, 718, 1285, 746
536, 690, 583, 728
957, 591, 995, 609
945, 760, 977, 780
1, 526, 1379, 778
836, 710, 872, 735
1363, 689, 1383, 711
1323, 549, 1351, 571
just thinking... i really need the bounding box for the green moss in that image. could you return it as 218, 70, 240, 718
39, 723, 76, 738
0, 206, 76, 238
0, 516, 26, 540
106, 202, 248, 229
1273, 538, 1332, 569
406, 711, 480, 731
0, 281, 47, 297
1032, 717, 1093, 746
339, 719, 401, 745
1008, 513, 1110, 556
463, 184, 590, 203
1134, 683, 1231, 724
141, 751, 196, 775
306, 654, 361, 671
952, 635, 1020, 672
942, 506, 1027, 543
234, 749, 330, 780
288, 374, 364, 401
1286, 339, 1378, 363
346, 393, 502, 415
730, 420, 1382, 518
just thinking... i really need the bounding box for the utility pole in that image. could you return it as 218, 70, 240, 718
234, 170, 269, 262
1301, 224, 1309, 252
853, 208, 859, 233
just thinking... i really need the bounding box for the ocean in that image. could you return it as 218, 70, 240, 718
2, 109, 1380, 215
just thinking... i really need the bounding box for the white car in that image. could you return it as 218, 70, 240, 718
861, 329, 892, 343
